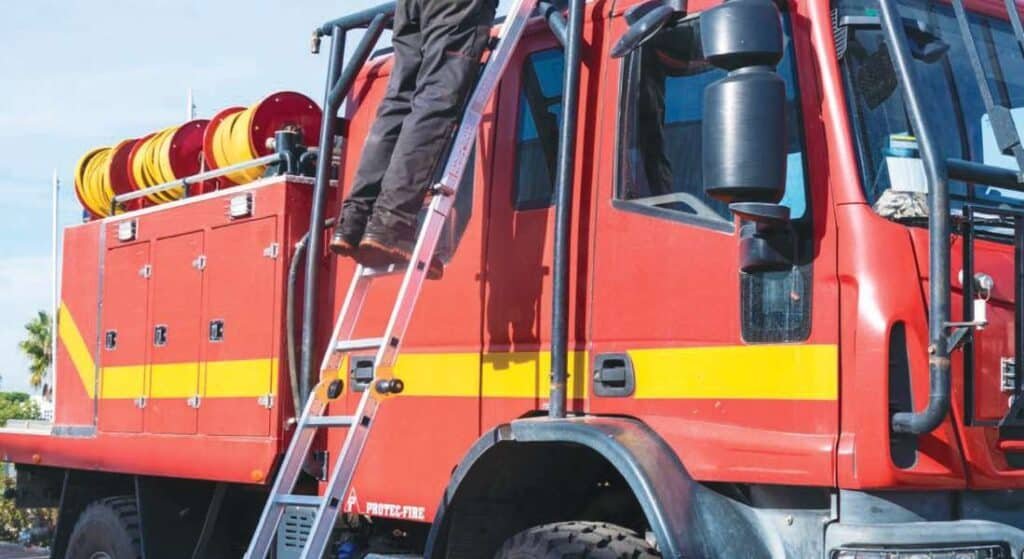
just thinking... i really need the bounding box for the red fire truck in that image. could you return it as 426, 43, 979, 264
4, 0, 1024, 556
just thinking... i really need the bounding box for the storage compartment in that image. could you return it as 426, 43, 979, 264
98, 242, 151, 433
199, 216, 280, 437
145, 231, 204, 435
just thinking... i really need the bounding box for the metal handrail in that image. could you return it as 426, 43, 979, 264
110, 152, 282, 212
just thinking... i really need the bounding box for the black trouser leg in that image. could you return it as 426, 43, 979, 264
366, 0, 497, 242
336, 0, 423, 242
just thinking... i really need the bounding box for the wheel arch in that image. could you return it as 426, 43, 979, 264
424, 416, 771, 559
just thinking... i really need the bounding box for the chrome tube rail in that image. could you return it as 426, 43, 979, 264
109, 152, 283, 214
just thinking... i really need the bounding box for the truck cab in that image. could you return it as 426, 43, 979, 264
5, 0, 1024, 557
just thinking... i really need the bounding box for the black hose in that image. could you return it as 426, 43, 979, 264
287, 219, 336, 416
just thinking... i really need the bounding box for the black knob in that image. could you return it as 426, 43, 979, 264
327, 379, 344, 400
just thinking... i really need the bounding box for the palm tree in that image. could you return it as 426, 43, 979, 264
18, 311, 51, 393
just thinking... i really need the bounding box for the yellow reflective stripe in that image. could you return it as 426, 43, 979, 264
58, 303, 97, 399
204, 359, 278, 398
150, 363, 199, 399
100, 366, 145, 399
629, 344, 838, 400
60, 302, 836, 402
391, 353, 479, 397
481, 351, 588, 399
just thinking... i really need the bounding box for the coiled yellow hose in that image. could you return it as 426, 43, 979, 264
74, 146, 115, 218
209, 106, 264, 185
131, 126, 185, 204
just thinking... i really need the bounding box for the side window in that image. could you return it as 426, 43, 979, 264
513, 49, 565, 210
616, 14, 809, 229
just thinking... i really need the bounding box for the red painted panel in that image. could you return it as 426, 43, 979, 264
56, 221, 102, 426
146, 231, 204, 434
98, 242, 151, 433
200, 216, 278, 436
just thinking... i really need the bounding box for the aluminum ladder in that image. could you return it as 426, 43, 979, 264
244, 0, 538, 556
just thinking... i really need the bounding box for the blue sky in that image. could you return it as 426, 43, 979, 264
0, 0, 399, 393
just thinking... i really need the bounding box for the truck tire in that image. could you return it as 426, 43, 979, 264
495, 521, 661, 558
65, 496, 142, 559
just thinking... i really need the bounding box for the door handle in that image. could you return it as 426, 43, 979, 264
593, 353, 635, 397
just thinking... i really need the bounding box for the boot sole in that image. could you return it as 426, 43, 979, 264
357, 238, 444, 280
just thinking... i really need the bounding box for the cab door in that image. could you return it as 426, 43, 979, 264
481, 30, 580, 426
586, 8, 838, 486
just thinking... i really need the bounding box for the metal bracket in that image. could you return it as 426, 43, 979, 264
430, 182, 456, 197
257, 394, 275, 409
187, 395, 202, 409
139, 265, 152, 279
192, 255, 207, 270
134, 396, 147, 409
263, 243, 280, 259
1002, 357, 1017, 392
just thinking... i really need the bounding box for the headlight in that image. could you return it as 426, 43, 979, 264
832, 544, 1009, 559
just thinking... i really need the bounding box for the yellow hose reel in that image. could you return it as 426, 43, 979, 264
73, 91, 322, 219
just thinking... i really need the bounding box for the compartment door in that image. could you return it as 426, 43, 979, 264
99, 243, 150, 433
200, 217, 278, 437
146, 231, 204, 434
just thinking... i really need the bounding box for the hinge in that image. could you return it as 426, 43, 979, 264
192, 255, 207, 270
139, 265, 152, 279
134, 396, 147, 409
263, 242, 280, 259
187, 395, 201, 409
257, 394, 275, 409
1002, 357, 1017, 392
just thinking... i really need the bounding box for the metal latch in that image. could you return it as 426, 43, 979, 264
263, 243, 280, 259
257, 394, 275, 409
187, 395, 201, 409
192, 255, 207, 270
1002, 357, 1017, 392
139, 265, 152, 279
134, 396, 147, 409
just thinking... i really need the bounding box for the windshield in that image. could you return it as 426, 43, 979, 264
837, 0, 1024, 216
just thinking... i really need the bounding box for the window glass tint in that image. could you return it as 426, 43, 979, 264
617, 15, 808, 226
514, 49, 565, 210
838, 0, 1024, 213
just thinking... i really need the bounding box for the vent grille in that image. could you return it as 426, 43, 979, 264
277, 506, 315, 558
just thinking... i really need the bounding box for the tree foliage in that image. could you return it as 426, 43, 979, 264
0, 392, 40, 426
18, 311, 51, 392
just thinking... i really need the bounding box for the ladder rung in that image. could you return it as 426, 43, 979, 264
304, 415, 355, 428
275, 494, 322, 507
335, 337, 384, 352
361, 264, 403, 278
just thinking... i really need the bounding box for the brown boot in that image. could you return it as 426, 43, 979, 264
328, 230, 360, 257
357, 235, 445, 280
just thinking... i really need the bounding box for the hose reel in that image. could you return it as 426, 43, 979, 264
73, 91, 322, 219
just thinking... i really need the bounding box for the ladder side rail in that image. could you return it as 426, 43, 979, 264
298, 392, 381, 559
243, 385, 332, 559
299, 3, 540, 557
318, 271, 375, 372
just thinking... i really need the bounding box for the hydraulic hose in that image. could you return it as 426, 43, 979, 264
287, 217, 334, 415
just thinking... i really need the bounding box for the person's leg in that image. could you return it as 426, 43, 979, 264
330, 0, 423, 255
358, 0, 497, 267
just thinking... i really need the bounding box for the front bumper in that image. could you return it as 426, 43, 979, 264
827, 520, 1024, 558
